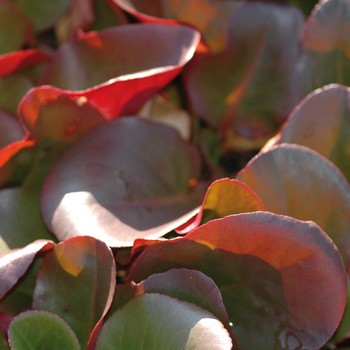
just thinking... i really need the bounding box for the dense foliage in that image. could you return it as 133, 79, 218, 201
1, 0, 350, 349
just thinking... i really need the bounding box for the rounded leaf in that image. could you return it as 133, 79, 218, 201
128, 212, 347, 349
237, 144, 350, 268
41, 117, 205, 247
8, 310, 80, 350
96, 293, 233, 350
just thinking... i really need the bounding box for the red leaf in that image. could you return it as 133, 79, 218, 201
0, 50, 51, 77
128, 212, 347, 349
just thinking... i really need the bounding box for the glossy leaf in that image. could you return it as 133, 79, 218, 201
0, 111, 24, 149
8, 310, 80, 350
0, 240, 54, 300
33, 236, 116, 349
237, 144, 350, 269
0, 1, 33, 54
299, 0, 350, 95
112, 0, 245, 53
96, 293, 233, 350
19, 88, 106, 143
264, 84, 350, 183
41, 117, 205, 247
184, 2, 304, 139
0, 188, 55, 252
128, 212, 347, 349
11, 0, 72, 32
176, 178, 265, 234
40, 23, 200, 90
0, 50, 51, 77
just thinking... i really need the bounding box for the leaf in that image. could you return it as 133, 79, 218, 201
112, 0, 245, 53
40, 117, 206, 247
127, 212, 347, 349
19, 88, 106, 143
0, 1, 33, 54
0, 50, 51, 77
33, 236, 116, 349
299, 0, 350, 95
0, 110, 24, 149
8, 310, 80, 350
265, 84, 350, 183
11, 0, 72, 32
0, 187, 56, 252
237, 144, 350, 269
96, 293, 234, 350
40, 23, 200, 91
176, 178, 265, 234
0, 240, 54, 300
184, 2, 304, 139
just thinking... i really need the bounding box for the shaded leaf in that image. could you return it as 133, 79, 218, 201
184, 2, 304, 139
0, 240, 54, 300
0, 1, 33, 54
128, 212, 347, 349
237, 144, 350, 269
11, 0, 72, 32
8, 310, 80, 350
0, 111, 24, 149
33, 236, 116, 349
176, 178, 265, 234
0, 188, 56, 251
112, 0, 245, 53
96, 293, 234, 350
41, 117, 205, 247
0, 50, 50, 77
299, 0, 350, 95
264, 84, 350, 183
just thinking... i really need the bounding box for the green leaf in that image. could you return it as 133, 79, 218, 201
237, 144, 350, 269
33, 236, 116, 349
8, 310, 80, 350
127, 212, 347, 349
96, 294, 233, 350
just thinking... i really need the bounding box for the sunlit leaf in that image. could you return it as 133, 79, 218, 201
96, 294, 234, 349
176, 178, 265, 234
237, 144, 350, 270
8, 310, 80, 350
0, 240, 54, 300
299, 0, 350, 95
0, 188, 56, 251
33, 236, 116, 349
184, 2, 304, 140
128, 212, 347, 349
41, 117, 205, 247
11, 0, 72, 32
264, 84, 350, 183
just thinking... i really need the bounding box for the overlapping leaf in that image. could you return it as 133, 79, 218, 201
8, 311, 80, 350
176, 178, 265, 234
33, 236, 116, 349
237, 144, 350, 269
0, 188, 55, 252
96, 294, 234, 349
0, 111, 24, 149
299, 0, 350, 95
184, 2, 304, 140
127, 212, 347, 349
263, 84, 350, 183
41, 117, 205, 247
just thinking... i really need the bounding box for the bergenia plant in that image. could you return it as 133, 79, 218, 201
1, 0, 350, 349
